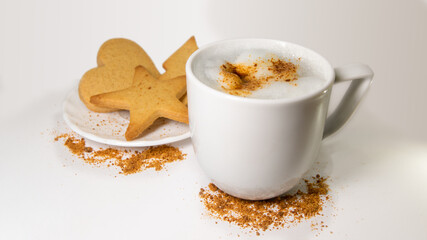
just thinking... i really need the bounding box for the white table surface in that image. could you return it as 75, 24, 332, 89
1, 0, 427, 239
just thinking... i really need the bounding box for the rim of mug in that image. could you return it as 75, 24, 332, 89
186, 38, 335, 104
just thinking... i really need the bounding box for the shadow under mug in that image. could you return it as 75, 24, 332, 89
186, 39, 374, 200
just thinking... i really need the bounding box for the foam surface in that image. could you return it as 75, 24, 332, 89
191, 40, 332, 99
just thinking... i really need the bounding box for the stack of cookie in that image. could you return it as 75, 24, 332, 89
78, 37, 198, 140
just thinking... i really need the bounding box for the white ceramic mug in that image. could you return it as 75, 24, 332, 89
186, 39, 374, 200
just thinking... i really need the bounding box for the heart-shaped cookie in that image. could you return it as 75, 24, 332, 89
79, 38, 161, 112
79, 37, 198, 112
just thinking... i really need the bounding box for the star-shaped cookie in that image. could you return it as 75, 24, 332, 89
90, 66, 188, 140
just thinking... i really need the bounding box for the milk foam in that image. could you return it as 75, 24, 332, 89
191, 41, 331, 99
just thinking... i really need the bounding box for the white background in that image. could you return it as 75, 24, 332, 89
1, 0, 426, 239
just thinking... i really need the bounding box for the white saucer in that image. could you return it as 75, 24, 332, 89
62, 88, 190, 147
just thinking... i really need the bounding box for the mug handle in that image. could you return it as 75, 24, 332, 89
323, 63, 374, 139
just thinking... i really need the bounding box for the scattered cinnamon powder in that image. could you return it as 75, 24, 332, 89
218, 56, 299, 96
55, 133, 186, 174
115, 145, 185, 174
199, 175, 330, 233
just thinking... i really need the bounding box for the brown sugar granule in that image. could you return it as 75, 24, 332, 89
199, 175, 330, 232
218, 57, 299, 97
55, 133, 185, 174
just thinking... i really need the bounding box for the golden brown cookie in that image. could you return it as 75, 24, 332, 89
159, 36, 198, 80
158, 36, 198, 105
79, 38, 160, 112
79, 37, 198, 112
90, 66, 188, 141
